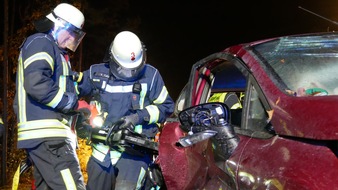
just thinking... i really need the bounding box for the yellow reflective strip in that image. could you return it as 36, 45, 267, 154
24, 52, 54, 71
11, 164, 21, 190
59, 75, 67, 92
18, 119, 65, 129
92, 134, 106, 141
153, 86, 168, 104
77, 72, 83, 83
18, 128, 71, 140
18, 120, 71, 140
110, 150, 122, 158
17, 52, 27, 122
92, 143, 110, 152
74, 82, 80, 95
60, 168, 76, 190
46, 88, 64, 108
92, 144, 110, 162
60, 57, 69, 92
139, 83, 147, 109
145, 105, 159, 124
136, 167, 146, 190
110, 150, 122, 165
134, 125, 142, 134
231, 102, 242, 109
209, 92, 227, 102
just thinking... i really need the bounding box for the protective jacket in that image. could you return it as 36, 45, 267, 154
79, 62, 175, 166
14, 33, 79, 149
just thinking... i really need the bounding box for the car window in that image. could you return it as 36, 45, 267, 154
246, 84, 269, 132
253, 35, 338, 96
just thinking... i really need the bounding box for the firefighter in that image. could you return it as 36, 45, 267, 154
208, 92, 243, 109
78, 31, 175, 190
13, 3, 87, 190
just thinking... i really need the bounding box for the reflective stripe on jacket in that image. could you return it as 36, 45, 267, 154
79, 63, 175, 164
14, 33, 78, 149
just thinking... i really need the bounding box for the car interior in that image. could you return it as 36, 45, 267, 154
175, 52, 275, 139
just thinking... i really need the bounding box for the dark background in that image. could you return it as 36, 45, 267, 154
131, 0, 338, 100
3, 0, 338, 100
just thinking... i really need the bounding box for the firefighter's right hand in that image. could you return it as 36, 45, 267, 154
117, 114, 139, 131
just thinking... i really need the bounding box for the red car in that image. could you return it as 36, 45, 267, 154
160, 32, 338, 189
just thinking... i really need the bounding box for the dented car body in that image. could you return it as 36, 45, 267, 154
160, 32, 338, 189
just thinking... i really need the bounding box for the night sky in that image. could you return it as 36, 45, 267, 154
2, 0, 338, 100
131, 0, 338, 100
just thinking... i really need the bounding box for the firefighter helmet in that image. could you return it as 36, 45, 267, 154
46, 3, 84, 29
109, 31, 146, 81
46, 3, 85, 52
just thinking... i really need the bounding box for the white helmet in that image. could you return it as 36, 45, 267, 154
46, 3, 84, 29
109, 31, 146, 81
46, 3, 85, 52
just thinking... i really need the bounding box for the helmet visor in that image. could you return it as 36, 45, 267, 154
110, 60, 145, 81
62, 22, 86, 52
50, 14, 86, 52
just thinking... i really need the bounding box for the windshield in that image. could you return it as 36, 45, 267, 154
253, 33, 338, 96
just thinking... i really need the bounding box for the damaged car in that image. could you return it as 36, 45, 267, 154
159, 32, 338, 190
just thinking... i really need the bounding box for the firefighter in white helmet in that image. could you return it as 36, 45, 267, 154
78, 31, 175, 190
13, 3, 88, 190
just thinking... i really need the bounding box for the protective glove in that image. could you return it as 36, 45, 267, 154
117, 114, 139, 131
75, 111, 92, 139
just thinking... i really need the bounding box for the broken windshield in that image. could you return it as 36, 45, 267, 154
253, 33, 338, 96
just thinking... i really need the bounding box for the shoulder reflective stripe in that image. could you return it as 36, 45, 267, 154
153, 86, 168, 104
136, 167, 146, 190
24, 52, 54, 71
46, 88, 64, 108
0, 118, 3, 124
60, 168, 76, 190
145, 105, 160, 124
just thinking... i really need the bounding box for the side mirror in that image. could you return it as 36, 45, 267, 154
178, 102, 239, 159
178, 102, 230, 132
178, 130, 217, 147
